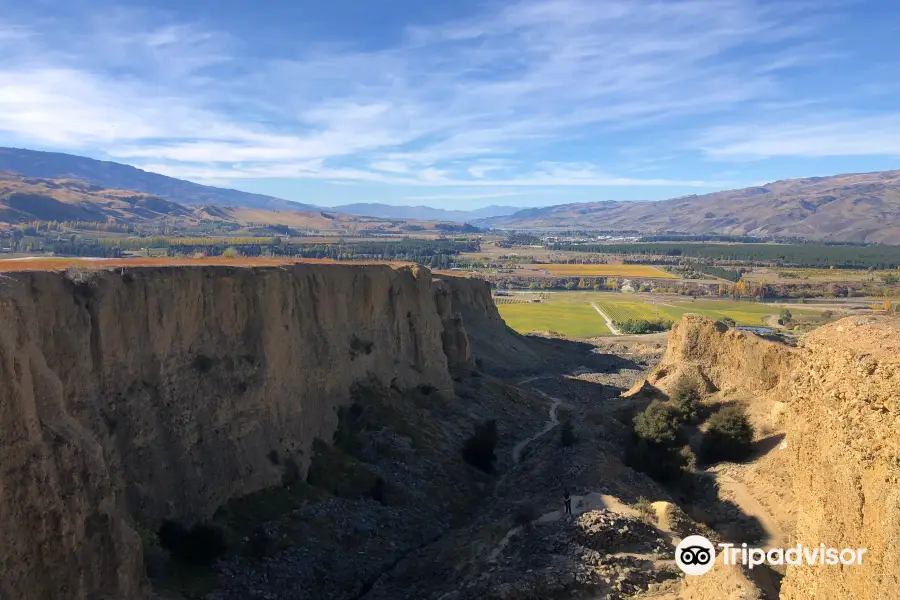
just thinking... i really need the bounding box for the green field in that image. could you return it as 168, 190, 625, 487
665, 299, 819, 325
496, 292, 824, 337
497, 301, 611, 337
594, 299, 675, 322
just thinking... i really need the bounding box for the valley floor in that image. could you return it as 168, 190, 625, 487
156, 327, 788, 600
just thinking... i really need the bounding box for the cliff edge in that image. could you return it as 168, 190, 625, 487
645, 314, 899, 600
781, 317, 900, 599
0, 264, 492, 599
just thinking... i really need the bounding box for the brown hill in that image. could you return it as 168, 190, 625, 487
0, 146, 315, 211
0, 173, 190, 223
0, 173, 413, 232
481, 169, 900, 243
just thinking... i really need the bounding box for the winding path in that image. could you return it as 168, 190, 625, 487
590, 303, 622, 336
714, 474, 787, 550
512, 390, 562, 465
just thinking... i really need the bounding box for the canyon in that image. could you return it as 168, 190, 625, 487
0, 263, 897, 599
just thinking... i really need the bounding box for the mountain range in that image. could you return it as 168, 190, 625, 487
0, 147, 315, 212
477, 170, 900, 243
326, 203, 523, 222
1, 146, 899, 243
0, 172, 396, 232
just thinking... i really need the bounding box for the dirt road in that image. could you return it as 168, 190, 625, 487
590, 303, 622, 335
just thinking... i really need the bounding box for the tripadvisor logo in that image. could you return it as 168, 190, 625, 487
676, 534, 868, 575
676, 535, 716, 575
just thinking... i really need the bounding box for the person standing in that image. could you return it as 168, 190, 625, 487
564, 489, 572, 515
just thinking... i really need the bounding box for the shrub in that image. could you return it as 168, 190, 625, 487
635, 496, 656, 524
158, 521, 227, 565
679, 444, 698, 472
614, 318, 674, 334
779, 309, 793, 324
719, 316, 736, 328
626, 437, 688, 482
513, 502, 541, 527
370, 477, 387, 504
628, 401, 691, 481
222, 247, 241, 258
633, 401, 682, 446
671, 379, 700, 424
463, 419, 499, 473
702, 405, 755, 462
560, 419, 577, 447
192, 354, 216, 374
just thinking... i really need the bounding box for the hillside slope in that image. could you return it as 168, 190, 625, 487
480, 169, 900, 243
0, 147, 314, 211
0, 173, 398, 231
0, 172, 191, 223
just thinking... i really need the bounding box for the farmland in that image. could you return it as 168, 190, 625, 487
496, 291, 829, 337
662, 299, 820, 325
742, 266, 900, 283
497, 300, 611, 338
593, 299, 675, 323
537, 264, 676, 278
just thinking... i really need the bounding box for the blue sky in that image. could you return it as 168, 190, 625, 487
0, 0, 898, 210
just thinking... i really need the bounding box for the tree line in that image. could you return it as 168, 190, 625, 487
167, 238, 480, 268
548, 242, 900, 269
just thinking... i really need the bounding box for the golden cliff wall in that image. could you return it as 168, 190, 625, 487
649, 314, 900, 600
648, 314, 796, 400
780, 317, 900, 600
0, 263, 476, 600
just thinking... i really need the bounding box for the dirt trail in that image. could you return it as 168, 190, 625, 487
515, 375, 548, 387
535, 492, 641, 524
719, 473, 786, 600
511, 389, 561, 465
713, 473, 788, 549
590, 303, 622, 336
762, 315, 787, 330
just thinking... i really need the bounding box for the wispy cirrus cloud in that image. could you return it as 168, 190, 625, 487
697, 114, 900, 159
0, 0, 888, 196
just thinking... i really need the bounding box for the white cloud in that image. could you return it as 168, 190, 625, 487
0, 0, 872, 189
698, 114, 900, 159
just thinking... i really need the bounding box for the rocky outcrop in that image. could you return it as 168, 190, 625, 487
648, 315, 796, 400
0, 264, 480, 599
780, 317, 900, 600
432, 278, 476, 370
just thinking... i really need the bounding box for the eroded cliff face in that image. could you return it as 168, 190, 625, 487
646, 314, 900, 600
0, 264, 482, 600
780, 317, 900, 600
648, 314, 796, 400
